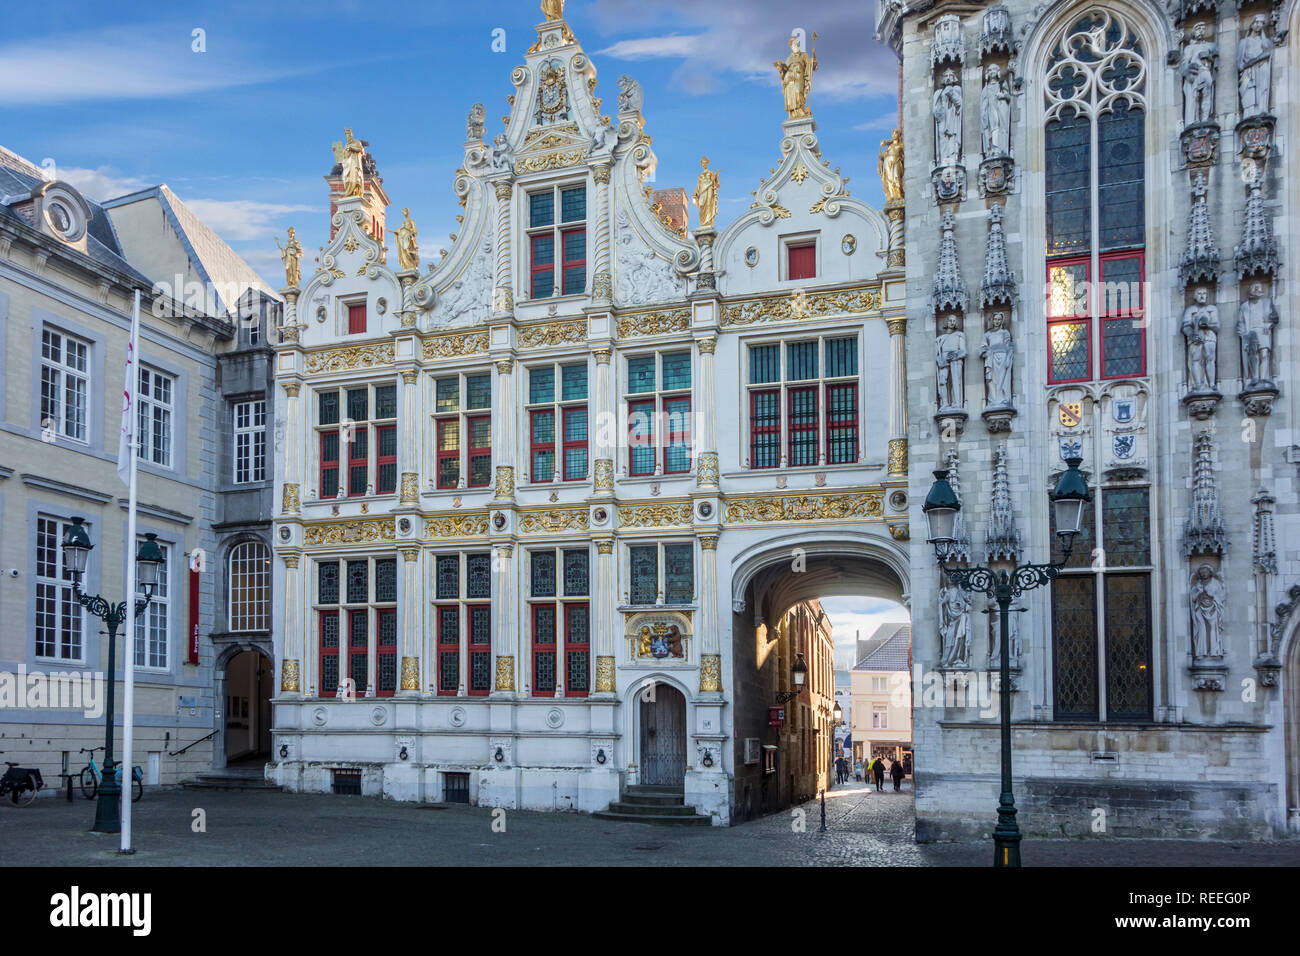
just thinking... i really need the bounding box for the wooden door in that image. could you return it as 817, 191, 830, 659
639, 683, 686, 787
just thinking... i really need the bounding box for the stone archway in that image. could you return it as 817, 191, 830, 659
213, 640, 273, 770
1285, 621, 1300, 833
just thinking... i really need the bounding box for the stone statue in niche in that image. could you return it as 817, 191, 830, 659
980, 311, 1014, 408
980, 64, 1011, 159
1179, 22, 1218, 127
1237, 280, 1279, 386
938, 583, 971, 668
933, 69, 963, 167
936, 315, 967, 410
1181, 287, 1220, 391
1189, 563, 1226, 658
1237, 14, 1273, 119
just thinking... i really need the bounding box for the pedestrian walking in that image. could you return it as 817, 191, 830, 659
890, 755, 905, 791
853, 759, 862, 782
873, 755, 885, 791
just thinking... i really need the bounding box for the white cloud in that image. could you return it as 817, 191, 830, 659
853, 109, 900, 132
597, 34, 706, 60
57, 166, 154, 202
179, 198, 316, 242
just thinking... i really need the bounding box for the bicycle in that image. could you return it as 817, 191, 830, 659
78, 747, 142, 802
0, 752, 43, 807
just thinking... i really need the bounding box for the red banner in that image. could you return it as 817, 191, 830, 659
188, 567, 200, 664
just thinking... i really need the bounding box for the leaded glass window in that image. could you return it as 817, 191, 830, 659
437, 555, 460, 600
625, 351, 693, 476
434, 372, 491, 489
531, 551, 556, 597
747, 336, 859, 469
629, 546, 658, 604
315, 556, 397, 698
467, 554, 491, 599
528, 362, 588, 482
664, 544, 694, 604
563, 550, 589, 596
530, 546, 591, 697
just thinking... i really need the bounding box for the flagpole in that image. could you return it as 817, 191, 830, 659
121, 288, 140, 855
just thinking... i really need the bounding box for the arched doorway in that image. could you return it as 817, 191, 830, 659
222, 649, 273, 766
639, 683, 687, 787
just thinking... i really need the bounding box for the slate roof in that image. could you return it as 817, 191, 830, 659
852, 622, 911, 672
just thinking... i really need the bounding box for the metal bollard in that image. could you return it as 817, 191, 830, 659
819, 789, 827, 832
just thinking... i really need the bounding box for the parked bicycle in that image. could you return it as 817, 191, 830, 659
78, 747, 142, 802
0, 752, 43, 807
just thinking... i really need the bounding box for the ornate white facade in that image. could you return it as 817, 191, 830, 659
269, 10, 907, 822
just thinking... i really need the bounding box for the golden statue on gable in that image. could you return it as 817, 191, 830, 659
774, 32, 818, 119
387, 207, 420, 271
879, 128, 904, 204
274, 226, 303, 288
692, 156, 720, 229
541, 0, 564, 21
332, 128, 366, 198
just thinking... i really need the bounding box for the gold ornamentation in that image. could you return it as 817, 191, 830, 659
423, 513, 490, 537
887, 438, 908, 477
721, 287, 878, 327
592, 348, 612, 365
809, 195, 830, 215
496, 543, 514, 557
494, 358, 515, 375
332, 128, 366, 198
343, 235, 359, 252
281, 483, 301, 514
699, 654, 722, 693
791, 163, 809, 184
592, 272, 612, 300
399, 472, 419, 504
888, 524, 910, 542
400, 657, 420, 691
699, 534, 719, 551
768, 203, 791, 219
494, 656, 515, 692
595, 656, 616, 693
304, 342, 394, 374
494, 180, 513, 201
692, 157, 719, 228
278, 322, 301, 344
594, 459, 614, 493
493, 287, 514, 314
518, 320, 585, 349
400, 369, 419, 385
283, 554, 300, 569
618, 503, 693, 528
696, 452, 719, 488
422, 331, 489, 359
274, 227, 303, 288
774, 33, 818, 119
519, 508, 589, 533
723, 492, 884, 524
879, 128, 904, 204
634, 621, 687, 659
387, 207, 420, 272
517, 149, 585, 173
592, 164, 612, 185
304, 519, 396, 546
326, 267, 346, 280
355, 264, 369, 276
280, 659, 300, 693
615, 308, 690, 339
696, 337, 717, 355
595, 539, 614, 554
401, 548, 420, 562
886, 317, 906, 337
494, 466, 515, 499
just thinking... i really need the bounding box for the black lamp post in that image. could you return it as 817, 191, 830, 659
62, 518, 163, 833
922, 457, 1090, 867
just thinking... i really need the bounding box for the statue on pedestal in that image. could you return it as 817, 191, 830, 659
387, 208, 420, 272
274, 226, 303, 288
332, 129, 366, 198
933, 69, 963, 167
1181, 287, 1219, 391
1189, 564, 1226, 658
879, 128, 904, 203
1237, 15, 1273, 119
980, 312, 1014, 407
936, 315, 967, 410
1179, 22, 1218, 127
774, 33, 818, 120
939, 583, 971, 668
980, 65, 1011, 159
541, 0, 564, 22
1237, 281, 1278, 385
692, 157, 719, 228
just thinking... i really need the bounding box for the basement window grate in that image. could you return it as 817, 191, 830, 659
332, 769, 362, 795
444, 772, 470, 804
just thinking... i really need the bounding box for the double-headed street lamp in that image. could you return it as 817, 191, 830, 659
61, 517, 164, 833
922, 456, 1090, 867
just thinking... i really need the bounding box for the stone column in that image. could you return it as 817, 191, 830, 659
493, 358, 516, 499
400, 547, 421, 694
594, 539, 617, 694
695, 337, 719, 487
593, 347, 614, 492
884, 200, 905, 269
493, 543, 517, 693
698, 535, 721, 693
492, 180, 514, 316
399, 369, 420, 505
281, 382, 302, 513
591, 163, 613, 304
280, 553, 302, 695
886, 316, 908, 477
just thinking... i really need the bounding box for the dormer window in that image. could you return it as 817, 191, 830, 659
784, 235, 818, 281
528, 184, 586, 298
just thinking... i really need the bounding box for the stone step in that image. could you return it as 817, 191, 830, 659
182, 776, 281, 792
606, 800, 700, 816
625, 784, 685, 796
619, 792, 690, 808
593, 809, 712, 826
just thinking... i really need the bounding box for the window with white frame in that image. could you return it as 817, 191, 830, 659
872, 704, 888, 729
134, 539, 170, 669
528, 547, 590, 697
746, 335, 859, 469
137, 366, 175, 467
527, 363, 588, 482
228, 540, 270, 632
527, 183, 586, 298
432, 552, 493, 696
433, 372, 492, 489
35, 515, 83, 661
315, 556, 398, 697
233, 400, 267, 484
40, 328, 89, 442
316, 382, 397, 498
871, 676, 889, 692
627, 542, 694, 606
626, 351, 692, 476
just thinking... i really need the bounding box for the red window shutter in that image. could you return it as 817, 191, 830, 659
788, 244, 816, 281
347, 303, 366, 335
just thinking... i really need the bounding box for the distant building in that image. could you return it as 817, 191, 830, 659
850, 622, 912, 765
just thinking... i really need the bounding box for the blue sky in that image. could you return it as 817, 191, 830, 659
0, 0, 899, 287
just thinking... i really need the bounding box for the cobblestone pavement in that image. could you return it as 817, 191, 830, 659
3, 779, 1296, 866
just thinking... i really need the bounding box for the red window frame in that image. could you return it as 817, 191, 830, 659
319, 611, 340, 698
531, 234, 554, 299
663, 396, 691, 474
375, 423, 396, 495
467, 415, 491, 488
628, 398, 656, 476
787, 385, 819, 467
436, 605, 459, 696
436, 418, 460, 489
564, 602, 589, 699
346, 425, 368, 496
375, 607, 397, 698
787, 243, 816, 281
532, 604, 557, 698
750, 389, 780, 469
346, 609, 368, 696
561, 227, 586, 295
1046, 254, 1093, 385
530, 409, 555, 481
347, 303, 366, 335
467, 603, 491, 697
1098, 250, 1146, 380
320, 430, 339, 498
561, 406, 587, 481
825, 383, 858, 465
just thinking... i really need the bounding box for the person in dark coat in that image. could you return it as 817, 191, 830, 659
890, 755, 906, 791
872, 755, 885, 791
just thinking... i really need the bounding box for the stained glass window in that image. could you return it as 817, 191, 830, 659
664, 544, 694, 604
436, 378, 459, 412
628, 356, 656, 393
561, 364, 587, 400
346, 388, 367, 423
1045, 110, 1090, 257
530, 192, 554, 228
1052, 576, 1098, 719
467, 553, 491, 599
466, 374, 491, 409
662, 352, 691, 390
1049, 321, 1089, 382
1102, 488, 1150, 567
318, 562, 339, 604
374, 559, 397, 603
531, 551, 556, 597
563, 550, 589, 596
436, 555, 460, 600
630, 546, 657, 604
319, 391, 339, 426
1104, 574, 1151, 720
561, 186, 586, 222
529, 367, 555, 404
346, 560, 368, 604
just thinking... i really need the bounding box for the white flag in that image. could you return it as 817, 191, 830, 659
117, 291, 140, 485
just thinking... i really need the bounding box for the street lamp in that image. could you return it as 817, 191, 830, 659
776, 651, 808, 704
62, 518, 163, 833
922, 456, 1089, 868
